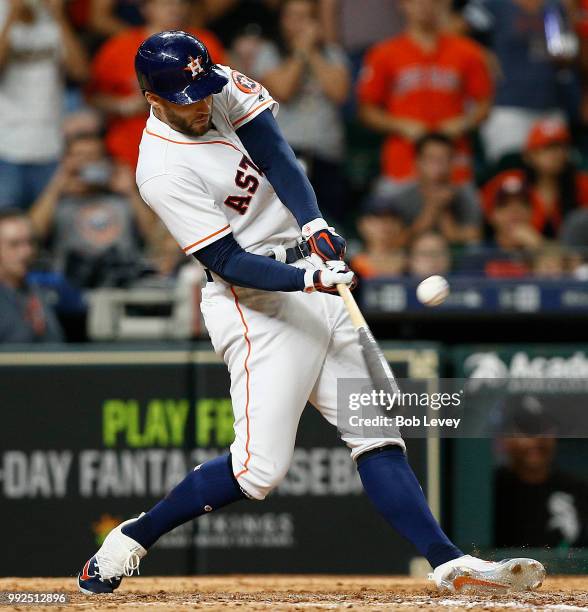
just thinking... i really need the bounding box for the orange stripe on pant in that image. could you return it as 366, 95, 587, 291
230, 287, 252, 479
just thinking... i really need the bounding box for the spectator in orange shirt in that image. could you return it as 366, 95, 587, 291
482, 118, 588, 238
357, 0, 493, 186
87, 0, 226, 168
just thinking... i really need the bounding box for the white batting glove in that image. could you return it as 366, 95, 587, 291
303, 260, 357, 294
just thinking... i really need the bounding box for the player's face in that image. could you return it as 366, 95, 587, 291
148, 94, 214, 137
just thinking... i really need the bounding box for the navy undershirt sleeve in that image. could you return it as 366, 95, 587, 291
194, 233, 306, 292
236, 109, 322, 227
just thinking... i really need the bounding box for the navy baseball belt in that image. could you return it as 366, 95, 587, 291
269, 241, 311, 263
204, 241, 310, 282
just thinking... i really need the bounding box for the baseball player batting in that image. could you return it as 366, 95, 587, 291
77, 31, 545, 595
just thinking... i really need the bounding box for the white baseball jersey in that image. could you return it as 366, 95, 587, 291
136, 65, 300, 257
135, 66, 403, 501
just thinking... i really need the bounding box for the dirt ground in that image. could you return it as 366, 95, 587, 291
0, 575, 587, 611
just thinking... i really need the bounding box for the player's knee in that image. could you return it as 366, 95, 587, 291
236, 456, 291, 501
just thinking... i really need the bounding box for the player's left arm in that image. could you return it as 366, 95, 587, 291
236, 108, 346, 261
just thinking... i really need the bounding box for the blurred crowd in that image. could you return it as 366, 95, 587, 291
5, 0, 588, 340
494, 395, 588, 549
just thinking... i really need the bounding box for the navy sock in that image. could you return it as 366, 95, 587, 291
357, 446, 463, 568
122, 454, 246, 549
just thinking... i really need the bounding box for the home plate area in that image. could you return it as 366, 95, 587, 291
1, 576, 587, 611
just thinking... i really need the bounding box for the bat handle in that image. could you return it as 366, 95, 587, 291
336, 283, 367, 330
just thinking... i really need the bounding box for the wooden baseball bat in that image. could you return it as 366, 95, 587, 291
337, 283, 400, 397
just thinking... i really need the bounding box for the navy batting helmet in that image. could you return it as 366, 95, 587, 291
135, 30, 228, 105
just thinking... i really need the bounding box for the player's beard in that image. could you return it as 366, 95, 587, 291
161, 100, 213, 137
172, 113, 213, 137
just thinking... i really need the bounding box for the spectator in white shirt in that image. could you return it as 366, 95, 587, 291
0, 0, 88, 211
252, 0, 350, 223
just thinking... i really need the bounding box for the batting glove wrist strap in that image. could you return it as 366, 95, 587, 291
301, 217, 329, 239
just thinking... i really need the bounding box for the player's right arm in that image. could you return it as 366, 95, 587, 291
235, 109, 348, 263
139, 173, 354, 294
220, 68, 348, 263
196, 234, 354, 294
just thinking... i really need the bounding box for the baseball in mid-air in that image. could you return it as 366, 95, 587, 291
416, 275, 450, 307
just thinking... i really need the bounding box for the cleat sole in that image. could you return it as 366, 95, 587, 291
443, 558, 546, 594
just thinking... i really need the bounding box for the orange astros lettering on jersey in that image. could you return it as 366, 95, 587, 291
232, 70, 262, 94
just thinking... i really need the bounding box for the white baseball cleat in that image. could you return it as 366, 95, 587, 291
430, 555, 546, 594
77, 515, 148, 595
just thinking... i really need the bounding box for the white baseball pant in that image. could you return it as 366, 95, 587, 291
200, 258, 404, 500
